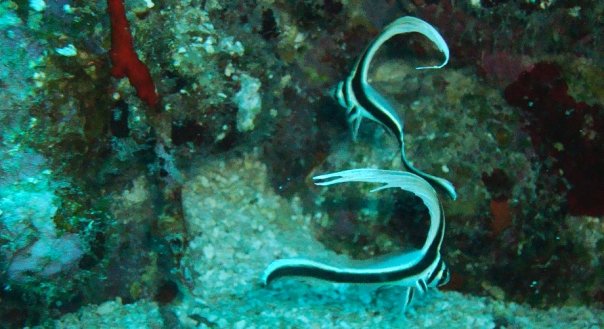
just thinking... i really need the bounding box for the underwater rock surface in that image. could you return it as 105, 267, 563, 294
51, 150, 603, 328
0, 0, 602, 327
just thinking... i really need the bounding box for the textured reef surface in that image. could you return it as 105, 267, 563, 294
0, 0, 603, 328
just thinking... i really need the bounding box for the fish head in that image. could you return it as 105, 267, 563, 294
330, 81, 348, 109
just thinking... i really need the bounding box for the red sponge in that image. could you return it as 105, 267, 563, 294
107, 0, 159, 107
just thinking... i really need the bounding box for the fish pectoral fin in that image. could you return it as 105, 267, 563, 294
402, 287, 414, 313
348, 106, 363, 141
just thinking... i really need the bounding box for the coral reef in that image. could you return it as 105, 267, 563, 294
505, 62, 604, 216
107, 0, 159, 107
1, 0, 603, 327
51, 149, 604, 328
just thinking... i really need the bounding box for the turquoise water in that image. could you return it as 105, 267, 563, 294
0, 1, 602, 328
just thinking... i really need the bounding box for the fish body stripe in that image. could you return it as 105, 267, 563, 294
263, 213, 445, 286
335, 16, 457, 200
262, 17, 455, 312
438, 266, 450, 287
427, 258, 444, 286
350, 66, 402, 139
262, 169, 447, 290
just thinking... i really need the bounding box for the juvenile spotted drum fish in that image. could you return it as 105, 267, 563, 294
333, 16, 457, 200
262, 169, 450, 309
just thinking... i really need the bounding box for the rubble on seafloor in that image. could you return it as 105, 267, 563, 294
1, 0, 603, 327
49, 150, 602, 329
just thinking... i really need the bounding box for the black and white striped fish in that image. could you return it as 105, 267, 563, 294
262, 169, 450, 310
333, 16, 457, 200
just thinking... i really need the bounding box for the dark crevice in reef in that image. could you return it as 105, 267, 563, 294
505, 62, 604, 216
